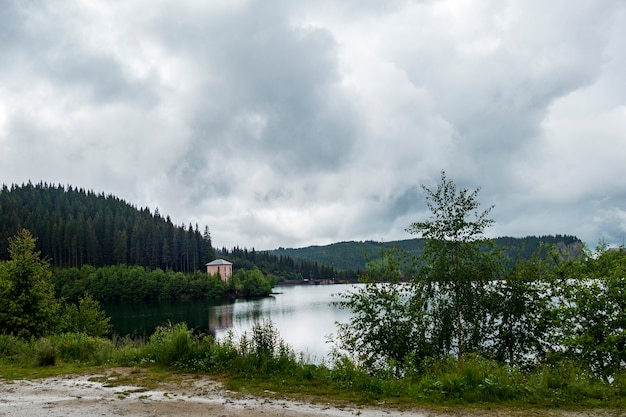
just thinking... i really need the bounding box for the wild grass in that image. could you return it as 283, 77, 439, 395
1, 323, 624, 410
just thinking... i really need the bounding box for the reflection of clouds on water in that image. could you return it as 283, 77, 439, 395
212, 284, 357, 363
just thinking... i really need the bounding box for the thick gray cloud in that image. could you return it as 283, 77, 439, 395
1, 0, 625, 250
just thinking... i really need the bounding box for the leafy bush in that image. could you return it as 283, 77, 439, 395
413, 356, 534, 403
145, 322, 195, 366
0, 334, 28, 360
59, 294, 111, 337
227, 269, 273, 298
109, 334, 148, 366
52, 333, 113, 364
52, 264, 232, 302
34, 338, 57, 367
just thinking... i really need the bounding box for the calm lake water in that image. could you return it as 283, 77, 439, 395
102, 284, 357, 363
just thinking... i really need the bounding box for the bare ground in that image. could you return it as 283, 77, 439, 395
0, 368, 620, 417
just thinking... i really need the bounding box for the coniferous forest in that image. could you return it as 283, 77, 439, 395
217, 246, 358, 282
0, 182, 213, 272
0, 182, 358, 285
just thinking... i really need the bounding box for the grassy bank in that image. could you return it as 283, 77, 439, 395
1, 322, 625, 411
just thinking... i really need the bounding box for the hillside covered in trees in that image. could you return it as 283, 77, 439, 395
0, 182, 357, 282
0, 182, 214, 272
0, 182, 580, 282
269, 235, 582, 271
217, 246, 358, 282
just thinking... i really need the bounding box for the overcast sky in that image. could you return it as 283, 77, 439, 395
1, 1, 625, 250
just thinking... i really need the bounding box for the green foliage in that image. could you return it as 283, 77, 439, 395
146, 322, 195, 366
220, 319, 296, 374
20, 333, 113, 367
334, 172, 621, 382
59, 294, 111, 337
2, 321, 625, 409
486, 253, 555, 367
250, 319, 293, 362
221, 245, 357, 282
415, 356, 526, 402
555, 246, 626, 380
51, 332, 114, 364
118, 319, 296, 375
109, 334, 149, 366
407, 171, 503, 360
0, 334, 29, 360
231, 268, 273, 297
34, 338, 57, 366
335, 247, 428, 376
52, 264, 229, 302
0, 229, 61, 338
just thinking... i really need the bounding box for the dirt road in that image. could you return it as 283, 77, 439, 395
0, 369, 616, 417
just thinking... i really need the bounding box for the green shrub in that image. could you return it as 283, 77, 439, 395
109, 334, 149, 366
146, 322, 194, 366
244, 319, 295, 373
415, 356, 527, 403
0, 334, 28, 360
530, 361, 609, 404
206, 331, 240, 371
59, 294, 111, 337
52, 333, 113, 364
34, 338, 57, 367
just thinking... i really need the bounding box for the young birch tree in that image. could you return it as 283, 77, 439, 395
407, 171, 501, 360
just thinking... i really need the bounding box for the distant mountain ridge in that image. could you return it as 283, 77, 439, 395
267, 235, 582, 271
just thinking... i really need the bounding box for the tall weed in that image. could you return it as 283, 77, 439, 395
146, 322, 195, 366
52, 333, 113, 364
530, 361, 609, 404
109, 334, 149, 366
0, 334, 28, 360
415, 355, 527, 403
34, 338, 57, 366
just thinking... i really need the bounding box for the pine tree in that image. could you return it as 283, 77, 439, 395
0, 229, 60, 338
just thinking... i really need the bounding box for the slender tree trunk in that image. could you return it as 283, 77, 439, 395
456, 279, 463, 360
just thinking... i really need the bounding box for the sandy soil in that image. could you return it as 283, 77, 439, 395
0, 370, 425, 417
0, 369, 618, 417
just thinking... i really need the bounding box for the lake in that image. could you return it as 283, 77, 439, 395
102, 284, 357, 363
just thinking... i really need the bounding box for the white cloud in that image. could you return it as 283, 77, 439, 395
1, 0, 625, 250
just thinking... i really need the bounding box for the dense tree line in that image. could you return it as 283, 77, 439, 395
270, 235, 581, 271
270, 240, 393, 271
0, 182, 215, 272
52, 263, 274, 302
52, 265, 226, 302
217, 246, 359, 282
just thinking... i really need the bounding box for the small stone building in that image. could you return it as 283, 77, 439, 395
206, 259, 233, 282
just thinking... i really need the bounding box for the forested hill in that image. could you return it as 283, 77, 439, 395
0, 182, 214, 272
268, 235, 582, 271
0, 182, 582, 278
